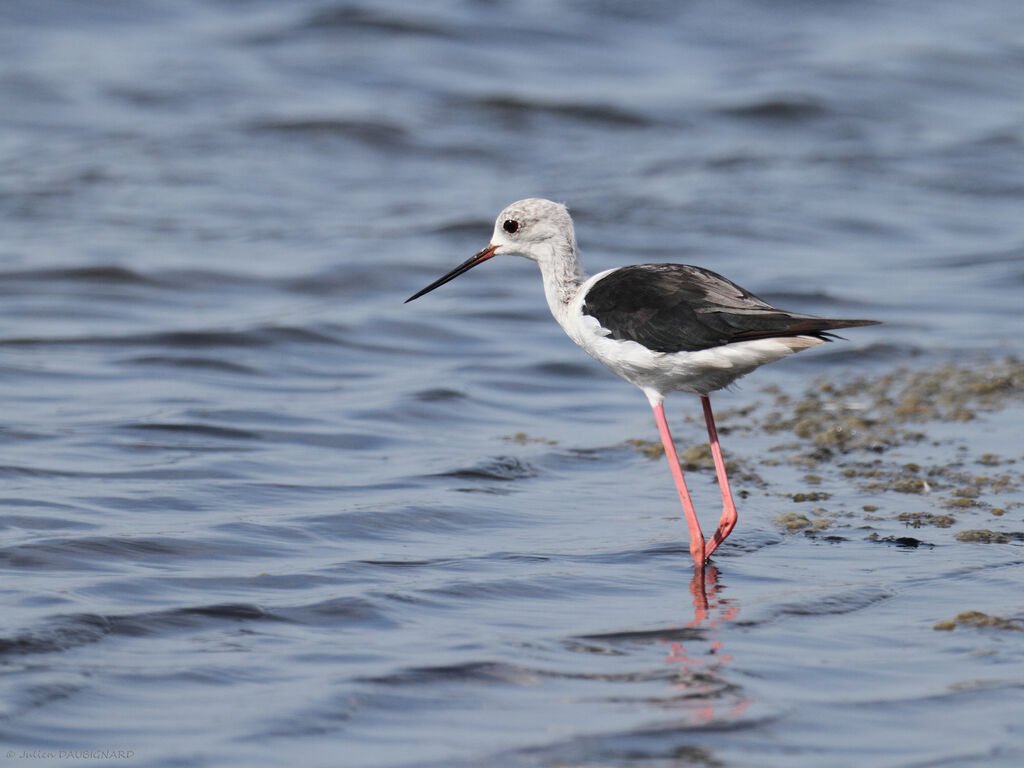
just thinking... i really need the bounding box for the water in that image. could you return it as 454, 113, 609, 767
2, 1, 1024, 765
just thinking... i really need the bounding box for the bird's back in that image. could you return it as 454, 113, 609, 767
581, 263, 878, 354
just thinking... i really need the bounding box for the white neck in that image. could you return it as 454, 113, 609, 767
535, 242, 586, 330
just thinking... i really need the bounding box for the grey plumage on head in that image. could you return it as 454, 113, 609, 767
496, 198, 577, 250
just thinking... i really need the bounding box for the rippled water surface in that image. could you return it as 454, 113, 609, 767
2, 1, 1024, 766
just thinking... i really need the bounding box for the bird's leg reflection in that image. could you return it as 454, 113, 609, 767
661, 565, 749, 722
688, 562, 714, 625
664, 565, 730, 667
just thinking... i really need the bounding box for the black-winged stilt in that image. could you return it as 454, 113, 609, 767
406, 198, 879, 570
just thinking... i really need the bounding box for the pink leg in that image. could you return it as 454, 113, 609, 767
652, 401, 706, 569
701, 396, 738, 561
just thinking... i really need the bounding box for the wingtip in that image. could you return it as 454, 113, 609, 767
821, 318, 882, 329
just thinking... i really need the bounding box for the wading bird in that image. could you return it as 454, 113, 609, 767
406, 199, 878, 569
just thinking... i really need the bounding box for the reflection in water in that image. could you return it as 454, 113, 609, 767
661, 565, 750, 723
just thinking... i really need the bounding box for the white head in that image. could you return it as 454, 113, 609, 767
488, 198, 577, 264
405, 198, 578, 303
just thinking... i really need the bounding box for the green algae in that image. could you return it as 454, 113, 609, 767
679, 444, 715, 471
790, 491, 831, 503
615, 359, 1024, 543
977, 453, 1007, 466
776, 512, 813, 531
627, 439, 765, 486
626, 438, 664, 459
955, 529, 1024, 544
934, 611, 1023, 632
897, 512, 956, 529
503, 432, 558, 446
757, 359, 1024, 461
756, 361, 1024, 535
776, 510, 836, 533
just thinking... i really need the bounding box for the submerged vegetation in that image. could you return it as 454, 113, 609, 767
623, 358, 1024, 542
934, 611, 1023, 632
504, 359, 1023, 546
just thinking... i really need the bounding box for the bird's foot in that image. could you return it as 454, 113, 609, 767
702, 510, 737, 561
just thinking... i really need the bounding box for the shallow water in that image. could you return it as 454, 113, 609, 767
2, 1, 1024, 766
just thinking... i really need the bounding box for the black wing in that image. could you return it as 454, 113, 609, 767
582, 264, 878, 353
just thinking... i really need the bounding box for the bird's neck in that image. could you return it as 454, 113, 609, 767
536, 244, 586, 327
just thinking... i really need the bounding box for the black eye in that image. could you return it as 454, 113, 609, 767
503, 219, 519, 234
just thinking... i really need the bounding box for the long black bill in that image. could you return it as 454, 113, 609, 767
404, 244, 499, 303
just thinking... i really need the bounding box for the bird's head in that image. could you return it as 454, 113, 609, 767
405, 198, 575, 303
488, 198, 575, 264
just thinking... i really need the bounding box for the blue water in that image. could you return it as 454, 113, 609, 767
2, 1, 1024, 766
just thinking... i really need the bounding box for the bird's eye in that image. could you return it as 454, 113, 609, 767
503, 219, 519, 234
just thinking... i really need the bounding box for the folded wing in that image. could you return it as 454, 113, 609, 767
582, 264, 878, 353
